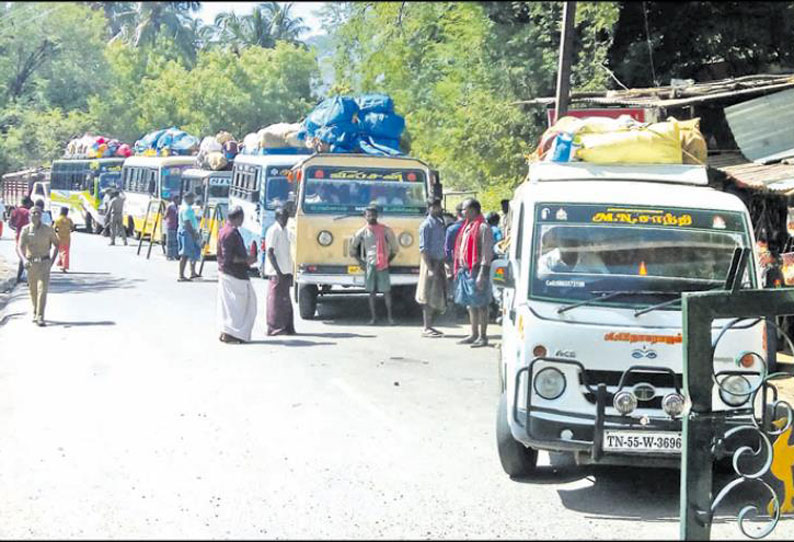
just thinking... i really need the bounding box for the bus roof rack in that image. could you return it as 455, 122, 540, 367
528, 162, 709, 186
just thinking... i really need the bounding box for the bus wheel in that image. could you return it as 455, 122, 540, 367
496, 392, 538, 478
84, 214, 93, 234
126, 217, 135, 238
298, 284, 319, 320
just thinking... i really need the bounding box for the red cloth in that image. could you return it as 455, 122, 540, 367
368, 223, 390, 271
10, 207, 29, 241
57, 241, 70, 270
454, 214, 485, 275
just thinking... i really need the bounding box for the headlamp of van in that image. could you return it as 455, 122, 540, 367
398, 232, 413, 247
534, 368, 566, 400
719, 375, 752, 407
317, 230, 333, 246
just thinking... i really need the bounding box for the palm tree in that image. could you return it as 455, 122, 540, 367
130, 2, 201, 48
259, 2, 309, 44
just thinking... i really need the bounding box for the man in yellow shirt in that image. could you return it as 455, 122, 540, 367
17, 206, 59, 326
54, 207, 75, 272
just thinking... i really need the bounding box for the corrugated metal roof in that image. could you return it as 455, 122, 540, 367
712, 156, 794, 195
724, 88, 794, 164
516, 74, 794, 109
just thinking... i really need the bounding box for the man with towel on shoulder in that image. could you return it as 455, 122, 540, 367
351, 204, 399, 325
216, 205, 257, 344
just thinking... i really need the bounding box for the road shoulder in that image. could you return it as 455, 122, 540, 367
0, 253, 16, 312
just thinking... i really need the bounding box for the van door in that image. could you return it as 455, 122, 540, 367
500, 201, 524, 391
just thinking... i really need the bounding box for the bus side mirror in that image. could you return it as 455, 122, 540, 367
491, 258, 514, 289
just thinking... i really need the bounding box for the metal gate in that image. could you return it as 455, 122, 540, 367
681, 248, 794, 539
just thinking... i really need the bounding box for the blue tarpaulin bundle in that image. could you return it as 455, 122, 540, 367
300, 94, 405, 156
134, 127, 200, 156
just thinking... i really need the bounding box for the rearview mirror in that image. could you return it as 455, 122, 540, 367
491, 258, 514, 289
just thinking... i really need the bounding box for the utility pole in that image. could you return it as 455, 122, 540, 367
554, 1, 577, 122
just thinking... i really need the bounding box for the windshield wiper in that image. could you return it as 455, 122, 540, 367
333, 212, 363, 221
633, 284, 725, 317
557, 290, 652, 314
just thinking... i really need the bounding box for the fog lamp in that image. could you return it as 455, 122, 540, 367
398, 232, 413, 247
613, 390, 638, 415
719, 375, 752, 407
661, 393, 685, 418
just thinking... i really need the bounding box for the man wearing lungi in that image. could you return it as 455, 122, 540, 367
216, 206, 257, 343
163, 196, 179, 260
177, 192, 201, 281
415, 198, 447, 337
264, 207, 296, 336
453, 198, 494, 348
351, 205, 399, 325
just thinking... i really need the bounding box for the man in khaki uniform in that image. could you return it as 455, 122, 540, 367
107, 190, 128, 246
17, 206, 59, 327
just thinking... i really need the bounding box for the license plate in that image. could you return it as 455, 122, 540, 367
603, 430, 682, 454
348, 265, 363, 274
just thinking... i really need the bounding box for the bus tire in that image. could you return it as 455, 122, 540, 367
84, 214, 93, 233
496, 392, 538, 478
126, 216, 135, 238
298, 284, 319, 320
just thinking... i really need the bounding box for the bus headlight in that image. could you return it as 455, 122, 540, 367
398, 232, 413, 247
661, 393, 685, 418
317, 230, 333, 246
534, 368, 566, 400
719, 375, 752, 407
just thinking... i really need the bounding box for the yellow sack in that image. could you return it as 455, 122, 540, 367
675, 117, 708, 165
576, 120, 683, 164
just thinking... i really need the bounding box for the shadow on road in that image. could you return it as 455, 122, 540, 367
520, 457, 786, 526
46, 273, 145, 295
297, 332, 376, 339
248, 339, 336, 347
0, 311, 24, 326
44, 320, 116, 327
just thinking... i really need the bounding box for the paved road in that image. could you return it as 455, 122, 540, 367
0, 229, 790, 539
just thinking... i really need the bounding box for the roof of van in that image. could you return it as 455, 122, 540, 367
122, 156, 197, 167
528, 162, 709, 186
233, 153, 309, 167
517, 178, 749, 214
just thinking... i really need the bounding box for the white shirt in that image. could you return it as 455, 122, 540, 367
264, 222, 293, 277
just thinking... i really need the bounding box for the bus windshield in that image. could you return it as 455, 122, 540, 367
162, 165, 190, 199
264, 166, 295, 210
531, 204, 753, 306
301, 166, 426, 215
208, 182, 229, 199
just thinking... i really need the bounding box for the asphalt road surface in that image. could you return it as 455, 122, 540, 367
0, 229, 791, 539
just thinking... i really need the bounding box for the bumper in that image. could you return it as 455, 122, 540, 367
297, 265, 419, 287
511, 357, 753, 468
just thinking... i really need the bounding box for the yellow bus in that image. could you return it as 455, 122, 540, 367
120, 155, 196, 237
50, 158, 125, 233
289, 153, 441, 319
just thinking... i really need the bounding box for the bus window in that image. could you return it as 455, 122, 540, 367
265, 174, 290, 209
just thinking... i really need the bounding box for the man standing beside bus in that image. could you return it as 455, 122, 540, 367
453, 198, 494, 348
416, 198, 447, 337
217, 206, 257, 343
17, 206, 59, 326
107, 190, 128, 246
351, 205, 399, 325
177, 192, 201, 281
265, 206, 296, 336
164, 195, 179, 260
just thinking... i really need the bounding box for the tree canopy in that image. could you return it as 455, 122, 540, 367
1, 1, 793, 209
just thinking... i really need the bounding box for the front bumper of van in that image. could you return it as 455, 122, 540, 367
297, 264, 420, 287
511, 357, 752, 468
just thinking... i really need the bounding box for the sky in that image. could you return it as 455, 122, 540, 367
198, 2, 327, 38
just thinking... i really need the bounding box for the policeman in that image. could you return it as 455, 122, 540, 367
17, 205, 59, 326
107, 189, 128, 246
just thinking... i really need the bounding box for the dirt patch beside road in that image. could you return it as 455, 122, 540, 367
0, 253, 17, 312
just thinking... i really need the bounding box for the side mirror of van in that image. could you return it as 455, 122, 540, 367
491, 258, 514, 289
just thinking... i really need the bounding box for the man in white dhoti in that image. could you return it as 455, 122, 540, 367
216, 206, 258, 343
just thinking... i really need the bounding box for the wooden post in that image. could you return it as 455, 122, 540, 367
554, 1, 577, 121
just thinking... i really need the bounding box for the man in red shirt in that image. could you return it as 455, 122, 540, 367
9, 196, 33, 283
